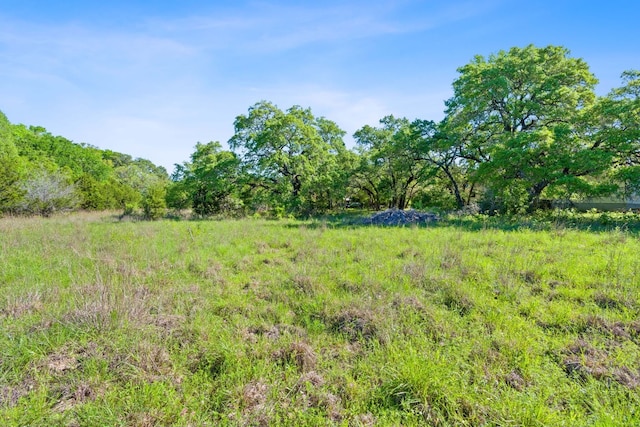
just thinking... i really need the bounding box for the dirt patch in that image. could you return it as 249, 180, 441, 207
442, 287, 474, 316
52, 382, 96, 412
583, 316, 632, 339
613, 366, 640, 389
593, 292, 625, 310
504, 369, 527, 391
0, 292, 43, 318
33, 347, 79, 375
240, 381, 270, 427
244, 324, 307, 343
291, 371, 342, 422
0, 377, 36, 408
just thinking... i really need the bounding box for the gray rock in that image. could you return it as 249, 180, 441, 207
360, 208, 439, 226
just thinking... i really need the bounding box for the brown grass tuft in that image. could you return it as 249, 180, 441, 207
240, 381, 270, 427
272, 341, 317, 373
242, 380, 269, 409
63, 282, 153, 330
402, 262, 427, 286
350, 413, 377, 426
329, 308, 381, 343
52, 382, 96, 413
1, 291, 43, 318
613, 366, 640, 389
442, 286, 474, 316
504, 369, 527, 391
291, 371, 342, 422
291, 274, 317, 295
562, 339, 610, 381
593, 292, 624, 310
0, 377, 37, 408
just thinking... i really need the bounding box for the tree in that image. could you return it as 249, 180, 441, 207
445, 45, 602, 212
411, 119, 476, 209
0, 111, 25, 213
594, 70, 640, 196
112, 161, 169, 213
176, 141, 242, 216
229, 101, 348, 213
353, 116, 434, 209
12, 125, 110, 181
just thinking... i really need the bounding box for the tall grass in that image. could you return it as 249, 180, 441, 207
1, 211, 639, 425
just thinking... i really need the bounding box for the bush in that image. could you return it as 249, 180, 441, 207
18, 168, 78, 216
142, 183, 167, 220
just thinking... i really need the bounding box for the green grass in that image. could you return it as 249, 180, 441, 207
1, 211, 639, 426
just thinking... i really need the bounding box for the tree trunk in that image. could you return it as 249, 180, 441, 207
527, 180, 550, 212
442, 168, 465, 209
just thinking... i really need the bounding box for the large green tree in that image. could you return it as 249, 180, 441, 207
445, 45, 604, 212
174, 141, 242, 216
12, 125, 111, 181
229, 101, 349, 213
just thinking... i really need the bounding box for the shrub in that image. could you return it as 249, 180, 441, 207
142, 183, 167, 220
18, 168, 78, 216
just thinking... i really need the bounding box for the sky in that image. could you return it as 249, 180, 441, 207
1, 0, 638, 173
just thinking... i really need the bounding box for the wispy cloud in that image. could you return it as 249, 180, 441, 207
0, 1, 502, 171
146, 0, 501, 53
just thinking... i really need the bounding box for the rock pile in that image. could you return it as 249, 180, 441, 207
360, 209, 439, 226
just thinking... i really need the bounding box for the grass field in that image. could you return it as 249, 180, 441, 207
1, 212, 639, 426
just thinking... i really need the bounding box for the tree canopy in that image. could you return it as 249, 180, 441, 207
229, 101, 351, 213
444, 45, 606, 212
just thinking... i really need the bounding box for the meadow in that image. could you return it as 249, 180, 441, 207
1, 211, 639, 426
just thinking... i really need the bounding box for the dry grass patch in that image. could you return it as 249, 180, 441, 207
0, 292, 43, 318
272, 341, 318, 373
0, 378, 37, 408
60, 281, 155, 332
328, 307, 383, 343
561, 338, 639, 388
51, 381, 96, 413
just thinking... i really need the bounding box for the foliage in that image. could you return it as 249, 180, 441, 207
12, 125, 111, 182
174, 141, 243, 217
444, 45, 608, 212
1, 46, 639, 216
165, 180, 191, 211
0, 111, 25, 213
229, 101, 351, 213
0, 112, 169, 216
142, 182, 167, 220
352, 116, 435, 209
412, 118, 476, 209
595, 70, 640, 196
17, 168, 78, 216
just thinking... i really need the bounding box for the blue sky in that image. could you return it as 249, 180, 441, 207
1, 0, 638, 172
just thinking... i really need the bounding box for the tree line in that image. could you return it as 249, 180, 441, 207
0, 115, 169, 217
1, 45, 638, 218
